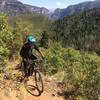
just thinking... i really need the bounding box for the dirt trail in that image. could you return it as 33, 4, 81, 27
0, 80, 63, 100
21, 90, 63, 100
0, 88, 63, 100
24, 92, 63, 100
0, 61, 64, 100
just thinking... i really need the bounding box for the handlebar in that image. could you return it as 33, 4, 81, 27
33, 58, 43, 62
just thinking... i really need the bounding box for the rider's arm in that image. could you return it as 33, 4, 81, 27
34, 45, 43, 58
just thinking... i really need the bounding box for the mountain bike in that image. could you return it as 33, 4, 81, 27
21, 58, 44, 96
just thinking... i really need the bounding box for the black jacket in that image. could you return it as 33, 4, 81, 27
20, 42, 39, 59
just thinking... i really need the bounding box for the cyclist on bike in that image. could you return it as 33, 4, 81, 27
20, 35, 43, 77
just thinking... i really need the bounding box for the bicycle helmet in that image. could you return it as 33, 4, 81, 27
27, 35, 36, 43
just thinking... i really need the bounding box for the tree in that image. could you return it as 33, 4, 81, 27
0, 14, 11, 67
39, 31, 49, 49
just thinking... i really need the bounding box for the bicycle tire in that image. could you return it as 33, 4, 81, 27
34, 70, 44, 93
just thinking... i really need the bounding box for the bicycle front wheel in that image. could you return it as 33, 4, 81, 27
35, 70, 44, 93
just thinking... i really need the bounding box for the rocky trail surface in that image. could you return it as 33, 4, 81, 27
0, 61, 64, 100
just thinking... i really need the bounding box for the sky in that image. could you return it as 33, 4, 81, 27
18, 0, 95, 9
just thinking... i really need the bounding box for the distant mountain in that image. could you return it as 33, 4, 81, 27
25, 5, 50, 15
51, 0, 100, 19
0, 0, 100, 19
0, 0, 50, 16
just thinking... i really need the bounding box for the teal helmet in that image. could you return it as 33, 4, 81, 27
27, 35, 36, 43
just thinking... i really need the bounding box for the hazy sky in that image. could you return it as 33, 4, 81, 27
18, 0, 94, 9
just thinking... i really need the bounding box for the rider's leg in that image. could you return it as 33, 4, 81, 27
23, 60, 29, 78
28, 55, 37, 76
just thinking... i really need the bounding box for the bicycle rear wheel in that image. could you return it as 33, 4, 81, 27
34, 70, 44, 93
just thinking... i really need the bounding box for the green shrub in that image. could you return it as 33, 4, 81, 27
43, 43, 100, 99
0, 14, 11, 66
62, 50, 100, 100
0, 46, 9, 68
43, 43, 65, 75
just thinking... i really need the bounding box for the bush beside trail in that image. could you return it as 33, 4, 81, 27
43, 43, 100, 100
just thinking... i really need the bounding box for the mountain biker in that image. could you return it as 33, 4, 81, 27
20, 35, 43, 77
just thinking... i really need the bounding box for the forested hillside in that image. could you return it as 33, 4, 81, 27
8, 13, 52, 33
52, 8, 100, 54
